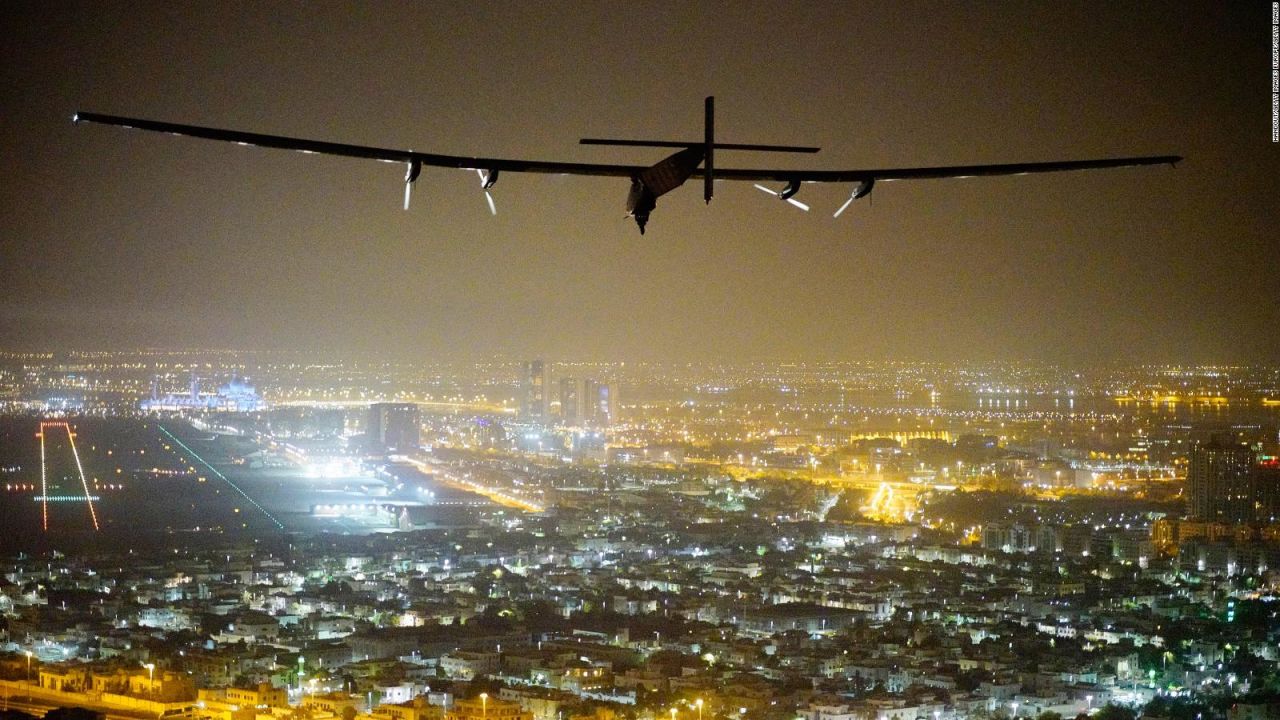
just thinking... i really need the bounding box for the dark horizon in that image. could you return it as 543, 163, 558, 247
4, 345, 1280, 368
2, 3, 1276, 363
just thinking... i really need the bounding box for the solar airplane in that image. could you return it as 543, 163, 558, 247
73, 97, 1180, 234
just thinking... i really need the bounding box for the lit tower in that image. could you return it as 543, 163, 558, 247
1187, 434, 1256, 522
520, 361, 546, 423
368, 403, 421, 454
559, 377, 581, 425
582, 379, 612, 426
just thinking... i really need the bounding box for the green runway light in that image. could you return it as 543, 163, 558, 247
156, 424, 284, 529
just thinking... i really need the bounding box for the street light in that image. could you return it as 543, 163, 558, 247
145, 663, 155, 697
25, 651, 32, 702
671, 708, 677, 720
480, 693, 488, 718
696, 698, 704, 720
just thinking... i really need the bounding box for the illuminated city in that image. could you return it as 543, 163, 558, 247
1, 353, 1278, 720
2, 4, 1277, 720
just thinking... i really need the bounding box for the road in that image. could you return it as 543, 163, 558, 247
398, 455, 544, 512
0, 687, 163, 720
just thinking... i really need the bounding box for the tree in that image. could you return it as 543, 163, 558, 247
1142, 697, 1217, 720
1093, 704, 1135, 720
955, 669, 989, 693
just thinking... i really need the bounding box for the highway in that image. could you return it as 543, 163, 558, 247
0, 686, 169, 720
397, 455, 544, 512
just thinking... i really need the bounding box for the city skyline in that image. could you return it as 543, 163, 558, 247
2, 351, 1279, 719
2, 3, 1276, 363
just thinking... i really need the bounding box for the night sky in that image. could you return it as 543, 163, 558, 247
1, 2, 1275, 363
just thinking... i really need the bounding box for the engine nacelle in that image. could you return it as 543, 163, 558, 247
626, 178, 657, 234
403, 159, 423, 210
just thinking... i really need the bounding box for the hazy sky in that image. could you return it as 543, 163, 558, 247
1, 2, 1275, 363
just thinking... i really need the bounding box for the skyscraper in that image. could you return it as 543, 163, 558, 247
520, 360, 546, 423
582, 379, 612, 426
558, 377, 581, 425
1187, 435, 1256, 522
368, 403, 421, 454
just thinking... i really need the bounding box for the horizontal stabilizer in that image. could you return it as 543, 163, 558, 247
580, 138, 819, 153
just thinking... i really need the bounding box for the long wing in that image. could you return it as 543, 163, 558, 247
73, 112, 647, 177
711, 155, 1181, 183
73, 111, 1180, 184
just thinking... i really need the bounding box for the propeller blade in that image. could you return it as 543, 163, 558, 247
476, 169, 487, 186
754, 183, 780, 197
403, 181, 413, 211
484, 191, 497, 216
786, 198, 810, 212
833, 195, 855, 218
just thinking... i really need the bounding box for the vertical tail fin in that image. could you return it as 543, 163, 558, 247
704, 96, 714, 204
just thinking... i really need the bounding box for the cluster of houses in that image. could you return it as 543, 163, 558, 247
2, 475, 1279, 720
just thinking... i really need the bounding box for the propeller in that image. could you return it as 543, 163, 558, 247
834, 194, 855, 217
476, 169, 499, 215
754, 182, 809, 211
834, 178, 875, 218
403, 159, 421, 210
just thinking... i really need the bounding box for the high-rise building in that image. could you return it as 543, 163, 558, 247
582, 379, 612, 425
1254, 460, 1280, 523
1187, 435, 1256, 522
520, 360, 546, 422
558, 376, 580, 425
368, 403, 421, 454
